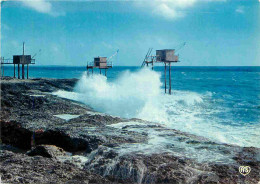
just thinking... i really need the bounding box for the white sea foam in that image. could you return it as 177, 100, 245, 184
53, 68, 260, 148
73, 69, 163, 119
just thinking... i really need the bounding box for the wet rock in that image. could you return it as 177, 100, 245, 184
0, 150, 110, 184
0, 120, 32, 149
34, 129, 98, 152
1, 78, 147, 153
1, 78, 260, 184
84, 146, 197, 183
69, 113, 126, 126
0, 121, 100, 152
27, 145, 67, 158
84, 146, 260, 184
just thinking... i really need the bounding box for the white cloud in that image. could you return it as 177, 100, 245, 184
204, 0, 226, 2
153, 3, 182, 19
18, 0, 225, 19
135, 0, 226, 20
21, 0, 52, 14
135, 0, 196, 20
236, 6, 244, 14
20, 0, 65, 16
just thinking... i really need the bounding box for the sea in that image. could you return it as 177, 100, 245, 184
2, 66, 260, 150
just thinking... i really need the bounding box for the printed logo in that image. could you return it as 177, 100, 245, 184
239, 166, 251, 176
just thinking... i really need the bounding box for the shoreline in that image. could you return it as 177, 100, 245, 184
0, 77, 259, 183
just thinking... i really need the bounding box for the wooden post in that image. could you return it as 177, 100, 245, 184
18, 64, 20, 79
92, 68, 93, 75
105, 69, 107, 76
22, 64, 25, 79
0, 57, 1, 77
152, 61, 154, 70
27, 64, 29, 79
169, 63, 171, 95
0, 64, 1, 78
164, 62, 167, 94
2, 57, 4, 77
14, 64, 16, 78
100, 69, 101, 75
22, 42, 25, 79
2, 64, 4, 77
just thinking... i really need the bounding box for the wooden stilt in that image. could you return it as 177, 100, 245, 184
18, 64, 20, 79
22, 42, 25, 79
142, 49, 179, 95
14, 64, 16, 78
164, 62, 167, 94
100, 69, 101, 75
169, 63, 171, 95
105, 69, 107, 76
2, 57, 4, 77
92, 68, 93, 75
2, 63, 4, 77
22, 64, 25, 79
27, 64, 29, 79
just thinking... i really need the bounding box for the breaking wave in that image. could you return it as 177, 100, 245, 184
53, 68, 260, 148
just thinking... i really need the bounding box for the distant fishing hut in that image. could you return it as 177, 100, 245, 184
141, 43, 186, 95
87, 49, 119, 76
1, 42, 36, 79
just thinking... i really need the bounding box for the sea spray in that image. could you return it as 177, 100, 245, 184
73, 69, 163, 119
53, 68, 260, 148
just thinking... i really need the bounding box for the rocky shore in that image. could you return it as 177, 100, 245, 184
1, 77, 259, 183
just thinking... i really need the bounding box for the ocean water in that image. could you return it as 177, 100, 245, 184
2, 66, 260, 148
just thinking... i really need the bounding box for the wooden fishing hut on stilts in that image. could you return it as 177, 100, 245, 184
141, 43, 185, 95
86, 49, 119, 76
87, 57, 112, 76
1, 42, 36, 79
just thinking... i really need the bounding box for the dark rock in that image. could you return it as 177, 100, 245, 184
34, 129, 96, 152
1, 78, 260, 184
27, 145, 67, 158
69, 113, 126, 126
85, 146, 260, 184
0, 120, 32, 149
0, 150, 111, 184
1, 78, 147, 153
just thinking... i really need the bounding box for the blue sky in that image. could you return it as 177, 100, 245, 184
1, 0, 259, 66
